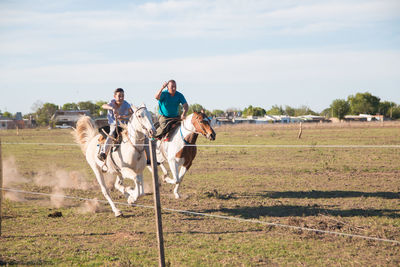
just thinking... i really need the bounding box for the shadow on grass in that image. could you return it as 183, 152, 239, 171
0, 259, 53, 266
201, 205, 400, 219
247, 190, 400, 199
1, 232, 115, 239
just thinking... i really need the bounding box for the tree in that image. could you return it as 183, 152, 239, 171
320, 107, 332, 118
77, 101, 97, 116
266, 105, 284, 115
330, 99, 350, 120
188, 103, 206, 114
211, 109, 224, 117
294, 105, 317, 116
62, 102, 79, 110
242, 105, 266, 117
35, 102, 58, 126
348, 92, 380, 115
379, 101, 396, 118
391, 106, 400, 119
2, 111, 12, 118
284, 106, 295, 116
95, 101, 107, 116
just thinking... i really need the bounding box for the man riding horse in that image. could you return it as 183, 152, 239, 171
154, 80, 189, 141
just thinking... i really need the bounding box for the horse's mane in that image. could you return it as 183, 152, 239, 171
72, 115, 97, 154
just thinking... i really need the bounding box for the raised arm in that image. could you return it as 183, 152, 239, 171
155, 81, 168, 100
181, 103, 189, 119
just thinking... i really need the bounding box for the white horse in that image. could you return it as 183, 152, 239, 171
73, 104, 156, 217
150, 112, 216, 199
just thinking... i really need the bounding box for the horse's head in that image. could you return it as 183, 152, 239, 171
191, 112, 216, 141
129, 104, 156, 138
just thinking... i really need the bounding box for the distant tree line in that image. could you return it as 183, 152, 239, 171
241, 92, 400, 120
1, 91, 398, 126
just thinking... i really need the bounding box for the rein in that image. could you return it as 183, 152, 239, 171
126, 106, 150, 152
180, 117, 202, 145
180, 127, 192, 145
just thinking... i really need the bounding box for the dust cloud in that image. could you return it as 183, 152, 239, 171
3, 157, 28, 201
2, 157, 100, 212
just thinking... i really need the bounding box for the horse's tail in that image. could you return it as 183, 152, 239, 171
72, 115, 97, 154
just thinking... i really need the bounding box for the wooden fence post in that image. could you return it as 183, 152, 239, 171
297, 122, 303, 139
149, 140, 165, 267
0, 139, 3, 236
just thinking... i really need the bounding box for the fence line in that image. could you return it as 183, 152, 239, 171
2, 142, 400, 148
1, 187, 399, 245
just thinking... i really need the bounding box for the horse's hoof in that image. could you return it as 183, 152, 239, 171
115, 210, 123, 217
127, 195, 137, 205
174, 193, 180, 199
165, 177, 176, 184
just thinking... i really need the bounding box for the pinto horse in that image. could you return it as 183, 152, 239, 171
73, 104, 156, 217
150, 112, 216, 198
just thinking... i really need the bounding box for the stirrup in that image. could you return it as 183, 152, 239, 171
98, 152, 107, 161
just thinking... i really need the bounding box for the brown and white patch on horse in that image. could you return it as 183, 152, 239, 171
175, 133, 198, 169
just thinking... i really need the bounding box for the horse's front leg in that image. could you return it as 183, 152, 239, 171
114, 175, 131, 200
165, 159, 179, 185
91, 165, 122, 217
165, 159, 186, 199
146, 163, 169, 182
173, 166, 188, 199
120, 168, 144, 205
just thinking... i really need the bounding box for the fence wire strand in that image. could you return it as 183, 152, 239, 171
2, 142, 400, 148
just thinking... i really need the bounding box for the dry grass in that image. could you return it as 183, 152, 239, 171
0, 124, 399, 266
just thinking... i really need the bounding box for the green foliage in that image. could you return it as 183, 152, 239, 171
243, 105, 266, 117
284, 106, 295, 116
282, 105, 316, 117
267, 105, 284, 115
2, 111, 13, 118
188, 103, 206, 114
348, 92, 380, 115
62, 102, 79, 110
77, 101, 98, 116
320, 107, 332, 118
293, 105, 317, 116
61, 101, 106, 117
35, 102, 58, 126
211, 109, 225, 117
330, 99, 350, 120
379, 101, 397, 118
391, 106, 400, 119
95, 100, 107, 116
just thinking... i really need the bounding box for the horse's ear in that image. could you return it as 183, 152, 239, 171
141, 103, 146, 108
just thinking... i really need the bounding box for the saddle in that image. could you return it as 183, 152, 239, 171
154, 119, 181, 140
98, 125, 123, 147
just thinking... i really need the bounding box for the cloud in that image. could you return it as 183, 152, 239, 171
0, 0, 399, 113
1, 0, 399, 43
1, 49, 398, 83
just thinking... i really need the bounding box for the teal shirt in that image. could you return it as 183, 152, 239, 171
158, 90, 187, 117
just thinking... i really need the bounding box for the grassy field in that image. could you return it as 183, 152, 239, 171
1, 122, 399, 266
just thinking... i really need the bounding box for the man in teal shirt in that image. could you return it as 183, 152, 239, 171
154, 80, 188, 140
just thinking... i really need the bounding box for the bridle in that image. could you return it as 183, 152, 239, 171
126, 107, 152, 149
181, 113, 210, 138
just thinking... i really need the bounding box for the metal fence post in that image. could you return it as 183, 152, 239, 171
149, 139, 165, 267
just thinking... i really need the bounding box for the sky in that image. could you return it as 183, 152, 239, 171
1, 0, 399, 115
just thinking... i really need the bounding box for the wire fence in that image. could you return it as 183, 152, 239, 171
3, 142, 400, 148
1, 187, 399, 245
1, 141, 399, 245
